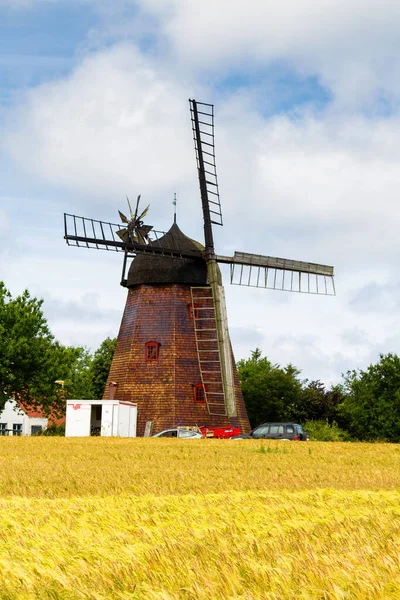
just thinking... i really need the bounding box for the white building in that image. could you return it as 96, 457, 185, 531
0, 398, 49, 436
65, 399, 137, 437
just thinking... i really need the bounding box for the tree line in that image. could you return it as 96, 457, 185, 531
238, 349, 400, 442
0, 282, 115, 415
2, 282, 400, 441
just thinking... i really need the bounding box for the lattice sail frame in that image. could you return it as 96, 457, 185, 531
64, 213, 202, 259
217, 251, 335, 296
189, 99, 223, 227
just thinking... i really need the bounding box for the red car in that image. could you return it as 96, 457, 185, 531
199, 426, 241, 439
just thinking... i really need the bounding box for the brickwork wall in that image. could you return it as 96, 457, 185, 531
104, 284, 251, 436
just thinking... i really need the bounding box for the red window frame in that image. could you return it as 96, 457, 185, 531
188, 303, 199, 320
145, 341, 160, 362
193, 383, 205, 403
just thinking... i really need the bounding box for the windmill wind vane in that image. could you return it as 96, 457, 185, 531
116, 195, 152, 245
63, 97, 335, 433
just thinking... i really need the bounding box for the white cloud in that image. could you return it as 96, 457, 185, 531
0, 205, 11, 255
6, 46, 400, 273
138, 0, 400, 107
2, 44, 200, 203
5, 0, 400, 108
0, 205, 9, 234
6, 0, 400, 107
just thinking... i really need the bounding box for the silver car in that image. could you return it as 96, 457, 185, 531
152, 428, 204, 439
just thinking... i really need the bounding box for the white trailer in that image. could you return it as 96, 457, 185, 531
65, 400, 137, 438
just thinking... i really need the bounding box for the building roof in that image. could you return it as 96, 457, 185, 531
126, 222, 208, 287
16, 400, 64, 425
18, 403, 46, 419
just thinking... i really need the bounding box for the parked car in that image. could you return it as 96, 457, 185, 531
152, 428, 204, 439
232, 422, 309, 441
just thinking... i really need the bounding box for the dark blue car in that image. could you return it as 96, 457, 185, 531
233, 422, 309, 441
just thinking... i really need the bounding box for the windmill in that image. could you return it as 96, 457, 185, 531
64, 99, 335, 435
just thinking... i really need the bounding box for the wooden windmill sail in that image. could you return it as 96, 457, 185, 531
64, 99, 335, 434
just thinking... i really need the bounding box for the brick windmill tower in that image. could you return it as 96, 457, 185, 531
64, 99, 335, 436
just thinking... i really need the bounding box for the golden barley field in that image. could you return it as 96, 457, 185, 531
1, 438, 400, 599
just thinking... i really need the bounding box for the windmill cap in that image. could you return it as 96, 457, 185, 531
125, 222, 207, 287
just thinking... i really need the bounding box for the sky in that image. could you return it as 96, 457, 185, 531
1, 0, 400, 387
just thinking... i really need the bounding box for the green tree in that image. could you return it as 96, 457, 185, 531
50, 344, 94, 401
287, 380, 344, 424
0, 283, 56, 411
237, 348, 303, 428
339, 353, 400, 441
303, 419, 351, 442
41, 338, 117, 412
0, 282, 116, 415
89, 337, 116, 399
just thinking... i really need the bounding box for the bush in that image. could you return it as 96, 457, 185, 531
39, 425, 65, 437
304, 420, 352, 442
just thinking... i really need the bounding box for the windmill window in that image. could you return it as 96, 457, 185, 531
193, 383, 205, 403
188, 303, 199, 320
145, 341, 160, 362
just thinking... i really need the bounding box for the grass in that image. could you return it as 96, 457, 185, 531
1, 438, 400, 598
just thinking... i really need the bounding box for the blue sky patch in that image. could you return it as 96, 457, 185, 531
214, 65, 331, 116
0, 3, 98, 103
